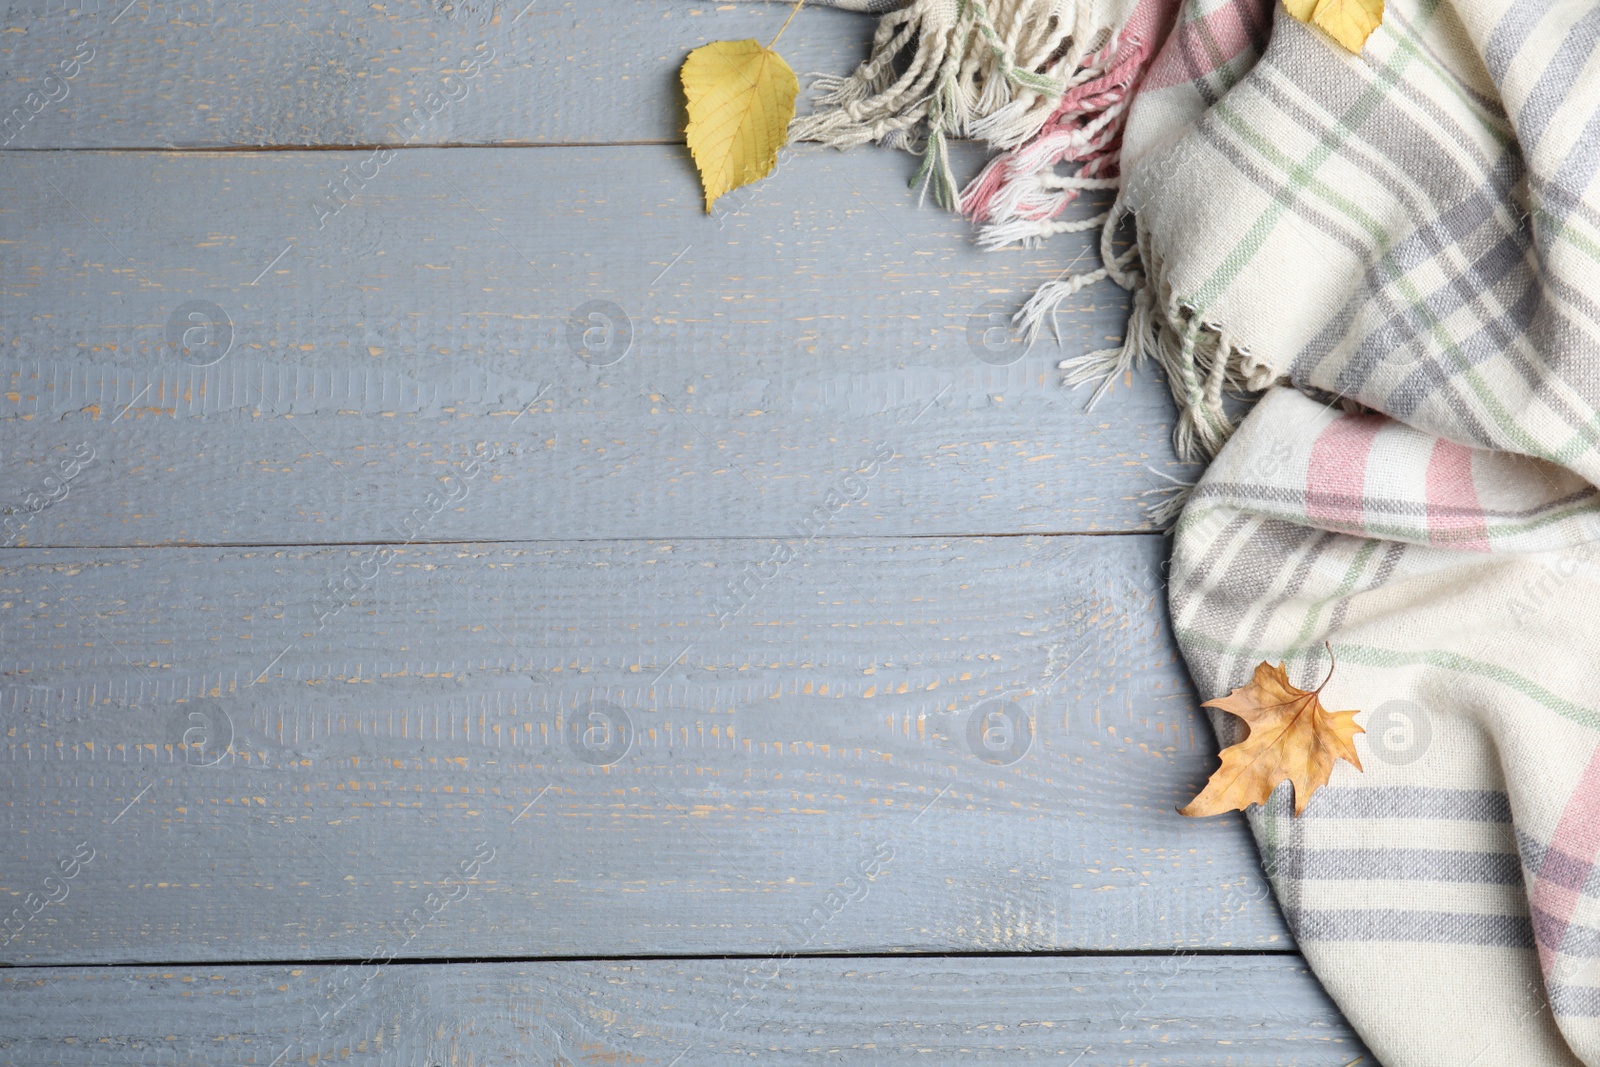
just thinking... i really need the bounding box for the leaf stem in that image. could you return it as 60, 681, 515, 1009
767, 0, 806, 49
1313, 641, 1336, 695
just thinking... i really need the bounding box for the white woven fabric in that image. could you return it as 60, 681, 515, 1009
1096, 2, 1600, 1063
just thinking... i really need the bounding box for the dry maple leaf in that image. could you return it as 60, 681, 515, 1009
1180, 651, 1364, 818
1283, 0, 1383, 53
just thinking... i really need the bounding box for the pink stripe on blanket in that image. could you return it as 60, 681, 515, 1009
1530, 744, 1600, 976
1305, 414, 1386, 533
1423, 439, 1491, 552
1143, 0, 1273, 92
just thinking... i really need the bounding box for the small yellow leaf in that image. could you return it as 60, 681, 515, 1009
1180, 658, 1364, 818
681, 39, 798, 213
1283, 0, 1383, 53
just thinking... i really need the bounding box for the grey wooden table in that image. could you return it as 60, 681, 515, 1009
0, 2, 1370, 1063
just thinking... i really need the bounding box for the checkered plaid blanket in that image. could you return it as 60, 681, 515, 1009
1126, 2, 1600, 1063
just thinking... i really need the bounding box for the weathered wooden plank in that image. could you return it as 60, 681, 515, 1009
0, 145, 1170, 548
0, 956, 1368, 1065
0, 535, 1285, 964
0, 0, 869, 148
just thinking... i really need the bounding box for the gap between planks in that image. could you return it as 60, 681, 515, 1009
0, 529, 1163, 551
3, 947, 1304, 971
0, 138, 997, 153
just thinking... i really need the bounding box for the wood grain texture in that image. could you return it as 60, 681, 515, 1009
0, 0, 1360, 1055
0, 535, 1286, 964
0, 0, 868, 148
0, 956, 1370, 1065
0, 145, 1175, 548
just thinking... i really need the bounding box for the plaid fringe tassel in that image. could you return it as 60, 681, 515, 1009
963, 0, 1175, 246
790, 0, 1143, 208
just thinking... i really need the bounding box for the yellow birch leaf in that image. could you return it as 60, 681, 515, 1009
681, 39, 799, 213
1180, 657, 1364, 818
1283, 0, 1384, 53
